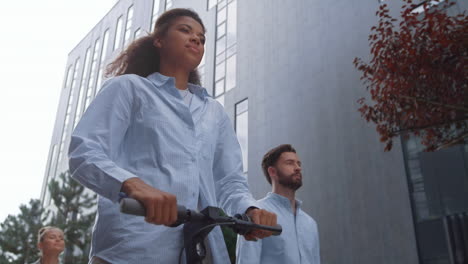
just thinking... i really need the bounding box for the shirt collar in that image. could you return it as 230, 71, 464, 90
267, 192, 303, 210
147, 72, 210, 100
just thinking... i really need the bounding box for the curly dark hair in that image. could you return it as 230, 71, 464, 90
106, 8, 205, 85
261, 144, 297, 184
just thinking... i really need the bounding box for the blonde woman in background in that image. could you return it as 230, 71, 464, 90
32, 226, 65, 264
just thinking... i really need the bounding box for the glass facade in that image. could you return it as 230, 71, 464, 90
213, 0, 237, 103
402, 136, 468, 263
58, 58, 80, 164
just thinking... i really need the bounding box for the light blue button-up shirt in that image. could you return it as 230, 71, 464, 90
68, 72, 258, 264
236, 192, 320, 264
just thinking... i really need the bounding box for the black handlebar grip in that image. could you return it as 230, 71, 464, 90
120, 197, 146, 216
271, 225, 282, 236
119, 197, 188, 224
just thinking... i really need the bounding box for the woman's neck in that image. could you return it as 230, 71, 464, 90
159, 62, 190, 90
40, 253, 60, 264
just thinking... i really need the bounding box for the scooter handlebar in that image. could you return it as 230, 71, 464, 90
119, 196, 282, 235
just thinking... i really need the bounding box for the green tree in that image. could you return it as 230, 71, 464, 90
221, 226, 237, 264
48, 171, 96, 264
0, 199, 47, 264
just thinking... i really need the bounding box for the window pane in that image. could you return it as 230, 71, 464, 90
151, 0, 161, 30
218, 0, 227, 8
236, 97, 248, 114
227, 1, 237, 48
216, 35, 226, 55
215, 78, 225, 97
74, 48, 92, 127
226, 44, 236, 57
216, 94, 225, 106
124, 6, 134, 46
236, 99, 248, 173
114, 16, 123, 50
96, 30, 110, 92
64, 66, 73, 89
134, 28, 142, 39
215, 61, 225, 81
226, 54, 236, 92
217, 7, 226, 25
217, 22, 226, 38
101, 29, 110, 62
84, 38, 101, 109
166, 0, 173, 10
216, 51, 226, 65
208, 0, 217, 10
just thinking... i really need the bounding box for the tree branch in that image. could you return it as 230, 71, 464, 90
399, 95, 468, 112
436, 131, 468, 150
392, 116, 468, 133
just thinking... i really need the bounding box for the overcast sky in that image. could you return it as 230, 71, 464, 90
0, 0, 117, 223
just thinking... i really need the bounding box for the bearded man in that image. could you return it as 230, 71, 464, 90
236, 144, 320, 264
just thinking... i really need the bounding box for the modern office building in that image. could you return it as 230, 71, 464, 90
41, 0, 468, 263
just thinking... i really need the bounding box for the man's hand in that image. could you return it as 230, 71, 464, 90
121, 177, 177, 226
244, 208, 277, 241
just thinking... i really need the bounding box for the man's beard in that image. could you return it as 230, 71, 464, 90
277, 170, 302, 191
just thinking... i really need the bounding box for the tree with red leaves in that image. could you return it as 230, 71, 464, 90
354, 0, 468, 151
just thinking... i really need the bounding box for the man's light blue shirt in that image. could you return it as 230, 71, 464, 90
236, 192, 320, 264
68, 72, 258, 264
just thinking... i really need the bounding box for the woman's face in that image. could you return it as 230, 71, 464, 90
156, 16, 206, 71
38, 229, 65, 255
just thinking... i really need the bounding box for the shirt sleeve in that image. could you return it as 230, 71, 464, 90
68, 76, 138, 202
212, 109, 259, 215
312, 220, 321, 263
236, 235, 262, 264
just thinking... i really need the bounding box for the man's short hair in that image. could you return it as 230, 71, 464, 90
261, 144, 297, 184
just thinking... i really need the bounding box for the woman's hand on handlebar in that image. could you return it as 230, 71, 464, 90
244, 208, 277, 241
121, 177, 178, 226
